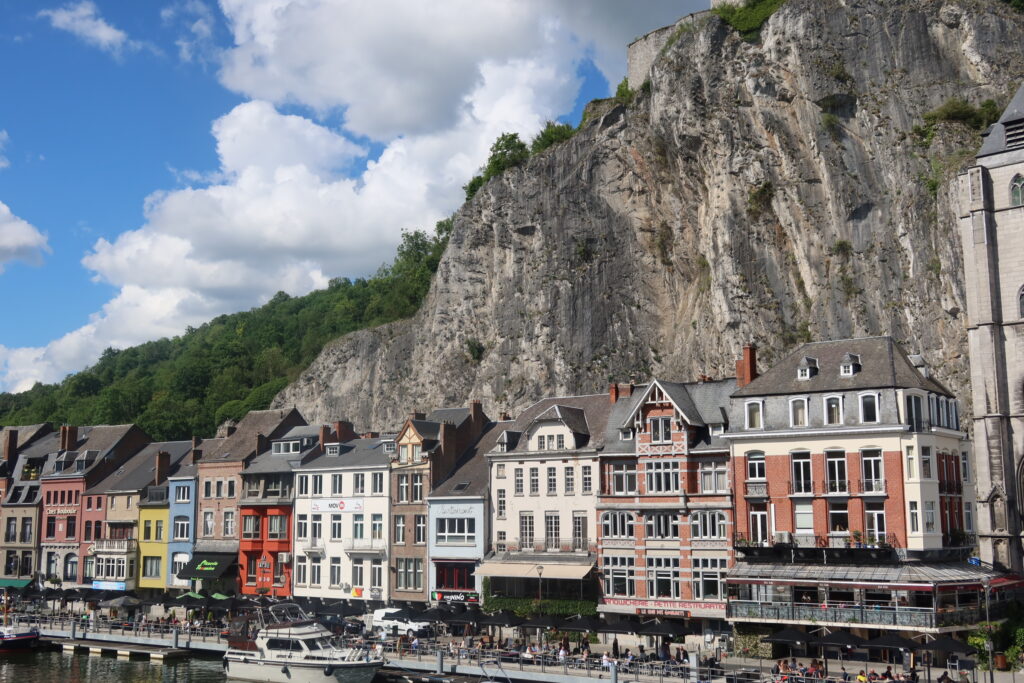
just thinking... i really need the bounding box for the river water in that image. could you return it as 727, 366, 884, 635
0, 649, 227, 682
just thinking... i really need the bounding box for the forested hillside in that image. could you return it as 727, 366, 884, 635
0, 220, 451, 440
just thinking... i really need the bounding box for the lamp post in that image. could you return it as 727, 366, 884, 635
537, 565, 545, 648
983, 579, 994, 683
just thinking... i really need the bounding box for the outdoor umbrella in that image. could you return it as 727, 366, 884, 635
477, 610, 522, 627
865, 633, 920, 651
520, 614, 562, 629
99, 595, 142, 608
810, 631, 866, 649
637, 619, 691, 638
387, 607, 422, 621
764, 627, 810, 646
418, 606, 453, 622
446, 607, 483, 625
560, 615, 604, 632
920, 637, 976, 655
61, 588, 85, 601
596, 616, 643, 634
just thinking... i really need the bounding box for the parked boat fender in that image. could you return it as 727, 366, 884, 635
324, 666, 335, 676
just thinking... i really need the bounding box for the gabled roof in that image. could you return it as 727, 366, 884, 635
500, 393, 613, 453
529, 405, 590, 436
732, 336, 952, 398
430, 421, 510, 498
203, 408, 306, 462
41, 424, 142, 478
977, 82, 1024, 157
620, 379, 704, 428
89, 440, 192, 494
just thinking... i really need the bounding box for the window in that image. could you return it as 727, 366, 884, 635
564, 467, 575, 495
412, 474, 423, 501
556, 434, 565, 449
495, 530, 507, 552
393, 515, 405, 543
412, 444, 422, 462
961, 451, 971, 482
582, 466, 593, 494
611, 462, 637, 494
529, 468, 539, 495
312, 475, 323, 495
329, 557, 342, 586
310, 559, 322, 586
602, 556, 636, 596
495, 463, 506, 478
437, 518, 476, 544
351, 514, 363, 539
921, 447, 933, 478
745, 401, 763, 429
519, 512, 534, 547
297, 514, 308, 539
906, 394, 924, 431
965, 502, 975, 532
215, 480, 223, 498
223, 510, 235, 537
646, 461, 680, 493
860, 393, 878, 423
143, 520, 152, 541
83, 521, 92, 541
297, 476, 308, 496
370, 514, 383, 540
66, 516, 76, 539
536, 435, 546, 450
573, 511, 587, 550
602, 511, 634, 538
650, 416, 672, 444
203, 511, 214, 537
268, 515, 286, 540
829, 502, 849, 533
547, 467, 557, 495
354, 474, 365, 494
924, 501, 936, 532
175, 485, 190, 503
691, 557, 726, 599
906, 446, 916, 479
514, 469, 524, 495
310, 513, 322, 541
699, 460, 728, 493
496, 490, 506, 518
797, 367, 811, 380
790, 399, 807, 428
826, 451, 848, 493
1012, 174, 1024, 207
861, 449, 883, 492
173, 516, 190, 540
865, 502, 886, 544
203, 479, 211, 498
746, 452, 765, 480
395, 558, 423, 590
242, 515, 260, 539
143, 556, 161, 578
436, 562, 474, 590
544, 512, 560, 549
330, 514, 343, 540
690, 510, 725, 539
791, 452, 812, 494
399, 444, 409, 463
331, 474, 343, 495
647, 557, 680, 598
909, 501, 920, 532
227, 479, 235, 498
397, 474, 409, 502
371, 559, 383, 588
793, 501, 813, 535
295, 559, 307, 585
414, 514, 426, 543
372, 472, 384, 494
824, 396, 843, 425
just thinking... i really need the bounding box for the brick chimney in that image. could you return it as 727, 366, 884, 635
255, 433, 269, 456
4, 429, 18, 471
609, 383, 619, 404
60, 425, 78, 451
499, 411, 511, 421
736, 344, 758, 388
333, 421, 358, 442
361, 432, 380, 439
469, 400, 485, 436
409, 411, 425, 421
155, 450, 171, 484
319, 425, 331, 452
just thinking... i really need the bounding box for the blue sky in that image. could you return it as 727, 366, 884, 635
0, 0, 701, 391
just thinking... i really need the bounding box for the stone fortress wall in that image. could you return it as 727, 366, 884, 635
626, 3, 724, 88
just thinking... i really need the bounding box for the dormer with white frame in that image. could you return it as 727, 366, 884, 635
619, 379, 706, 450
796, 357, 818, 381
522, 405, 588, 452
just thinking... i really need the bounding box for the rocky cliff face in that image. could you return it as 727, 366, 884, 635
275, 0, 1024, 429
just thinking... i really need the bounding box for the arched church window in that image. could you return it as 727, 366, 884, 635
1012, 174, 1024, 207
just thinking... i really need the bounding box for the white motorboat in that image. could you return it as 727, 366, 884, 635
224, 603, 384, 683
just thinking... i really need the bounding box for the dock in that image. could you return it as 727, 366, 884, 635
51, 638, 190, 662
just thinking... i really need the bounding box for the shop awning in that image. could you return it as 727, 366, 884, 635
474, 562, 592, 579
0, 579, 31, 588
176, 553, 237, 580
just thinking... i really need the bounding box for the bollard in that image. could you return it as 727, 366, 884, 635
71, 621, 77, 640
172, 626, 179, 648
437, 650, 444, 674
612, 661, 619, 683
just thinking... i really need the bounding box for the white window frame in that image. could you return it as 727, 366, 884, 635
859, 392, 880, 424
650, 416, 672, 444
745, 401, 764, 430
840, 363, 854, 377
797, 367, 811, 380
601, 511, 634, 539
746, 452, 765, 481
823, 394, 844, 426
789, 397, 808, 428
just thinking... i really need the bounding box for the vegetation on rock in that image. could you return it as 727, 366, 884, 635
712, 0, 788, 42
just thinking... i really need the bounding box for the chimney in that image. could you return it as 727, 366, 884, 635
609, 383, 620, 404
319, 425, 331, 452
3, 429, 18, 470
736, 344, 758, 388
60, 425, 79, 452
334, 421, 358, 442
499, 411, 511, 421
191, 436, 201, 450
362, 431, 380, 439
255, 433, 269, 456
409, 411, 425, 421
191, 449, 203, 464
469, 399, 484, 427
155, 450, 171, 484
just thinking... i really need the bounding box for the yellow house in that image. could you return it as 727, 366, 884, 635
138, 494, 169, 592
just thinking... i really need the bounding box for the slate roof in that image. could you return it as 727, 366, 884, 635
531, 405, 590, 435
0, 424, 52, 477
431, 421, 510, 498
88, 440, 192, 494
978, 82, 1024, 157
732, 337, 951, 398
203, 408, 306, 462
3, 431, 61, 505
297, 437, 391, 471
426, 407, 470, 428
41, 424, 141, 478
499, 393, 614, 454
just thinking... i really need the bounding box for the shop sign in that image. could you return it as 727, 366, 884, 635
92, 581, 126, 591
602, 598, 725, 614
432, 590, 480, 603
310, 498, 364, 513
47, 508, 77, 515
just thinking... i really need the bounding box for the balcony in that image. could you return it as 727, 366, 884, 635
857, 479, 887, 495
744, 481, 768, 498
727, 600, 1000, 630
506, 537, 596, 554
343, 538, 387, 554
788, 481, 815, 496
144, 486, 168, 504
302, 537, 326, 557
91, 538, 138, 553
940, 481, 964, 495
823, 479, 849, 495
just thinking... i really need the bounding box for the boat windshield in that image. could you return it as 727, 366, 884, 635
304, 637, 333, 651
266, 603, 311, 625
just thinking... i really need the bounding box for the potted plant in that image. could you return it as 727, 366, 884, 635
851, 530, 863, 548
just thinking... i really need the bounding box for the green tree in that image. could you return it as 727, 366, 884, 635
483, 132, 529, 180
530, 121, 575, 154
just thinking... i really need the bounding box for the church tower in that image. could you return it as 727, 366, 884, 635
958, 82, 1024, 571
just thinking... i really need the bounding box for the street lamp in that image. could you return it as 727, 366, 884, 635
983, 578, 994, 683
537, 565, 544, 607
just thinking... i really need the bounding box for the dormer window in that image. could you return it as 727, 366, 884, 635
619, 429, 633, 441
383, 442, 396, 454
745, 401, 763, 430
272, 441, 300, 455
797, 368, 811, 380
839, 353, 861, 377
797, 357, 818, 380
840, 364, 853, 376
650, 417, 672, 444
710, 424, 724, 436
326, 445, 340, 456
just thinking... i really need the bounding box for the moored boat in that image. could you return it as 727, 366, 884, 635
224, 602, 384, 683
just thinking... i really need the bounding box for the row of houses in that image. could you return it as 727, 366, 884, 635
0, 336, 1014, 642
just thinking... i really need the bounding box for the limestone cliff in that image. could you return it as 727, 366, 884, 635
275, 0, 1024, 429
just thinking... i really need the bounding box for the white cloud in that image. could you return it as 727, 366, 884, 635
0, 130, 9, 169
1, 0, 695, 391
39, 1, 143, 57
0, 201, 50, 273
161, 0, 218, 64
